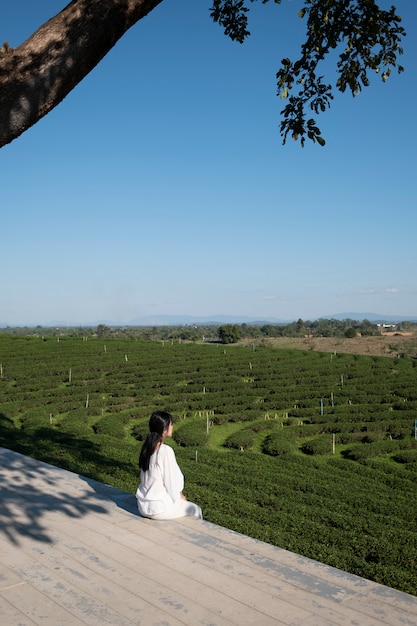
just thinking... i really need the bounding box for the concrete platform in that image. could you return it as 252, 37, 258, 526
0, 446, 416, 625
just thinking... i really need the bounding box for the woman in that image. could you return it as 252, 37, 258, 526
136, 410, 203, 520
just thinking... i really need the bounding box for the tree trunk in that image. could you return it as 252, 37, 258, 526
0, 0, 164, 148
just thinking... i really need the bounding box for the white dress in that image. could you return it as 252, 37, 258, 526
136, 444, 202, 520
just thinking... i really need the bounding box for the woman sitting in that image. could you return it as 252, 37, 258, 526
136, 410, 203, 520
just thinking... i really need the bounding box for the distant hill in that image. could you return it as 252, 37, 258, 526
125, 314, 292, 326
2, 312, 416, 328
326, 313, 417, 324
106, 312, 417, 326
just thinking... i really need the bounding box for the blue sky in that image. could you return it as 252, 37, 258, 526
1, 0, 416, 326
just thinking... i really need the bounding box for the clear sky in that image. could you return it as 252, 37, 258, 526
1, 1, 416, 326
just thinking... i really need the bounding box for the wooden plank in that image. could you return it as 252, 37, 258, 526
0, 533, 229, 626
68, 510, 384, 626
172, 516, 417, 612
0, 538, 150, 625
0, 578, 87, 625
172, 517, 417, 614
0, 595, 38, 625
118, 516, 417, 626
44, 520, 283, 626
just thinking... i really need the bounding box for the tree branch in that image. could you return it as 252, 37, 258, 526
0, 0, 163, 148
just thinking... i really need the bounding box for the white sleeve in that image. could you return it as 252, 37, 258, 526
160, 445, 184, 503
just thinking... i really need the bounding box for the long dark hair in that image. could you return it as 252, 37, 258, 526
138, 410, 173, 472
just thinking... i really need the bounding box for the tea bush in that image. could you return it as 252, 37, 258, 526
392, 448, 417, 464
173, 421, 209, 447
131, 420, 149, 442
262, 432, 295, 456
224, 428, 257, 450
301, 436, 333, 456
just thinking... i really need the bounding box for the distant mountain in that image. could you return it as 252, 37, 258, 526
109, 312, 417, 326
125, 314, 293, 326
325, 313, 417, 323
1, 312, 416, 328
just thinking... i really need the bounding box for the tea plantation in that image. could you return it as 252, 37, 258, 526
0, 335, 416, 595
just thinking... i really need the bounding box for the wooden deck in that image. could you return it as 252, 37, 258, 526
0, 446, 416, 625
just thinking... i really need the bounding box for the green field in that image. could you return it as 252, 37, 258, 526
0, 335, 416, 595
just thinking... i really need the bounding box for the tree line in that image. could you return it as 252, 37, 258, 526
1, 317, 415, 345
